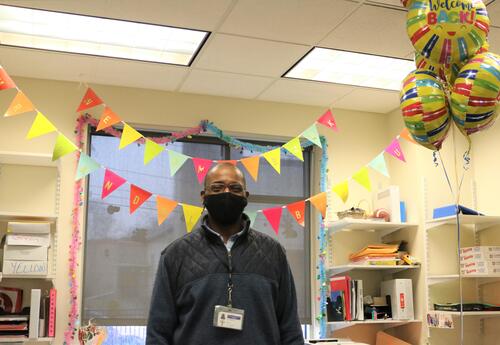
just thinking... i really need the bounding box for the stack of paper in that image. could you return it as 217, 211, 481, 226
460, 246, 500, 275
349, 244, 400, 266
2, 222, 51, 276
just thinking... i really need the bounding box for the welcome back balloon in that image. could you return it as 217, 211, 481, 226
407, 0, 489, 65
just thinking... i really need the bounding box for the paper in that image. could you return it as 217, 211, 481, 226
156, 196, 178, 225
77, 88, 103, 112
309, 192, 327, 218
182, 204, 204, 233
101, 169, 126, 199
26, 112, 57, 139
240, 156, 260, 181
129, 184, 152, 214
5, 91, 35, 117
119, 123, 142, 149
385, 138, 406, 162
286, 200, 306, 226
301, 124, 322, 147
369, 153, 390, 177
97, 106, 121, 131
262, 148, 281, 174
332, 181, 349, 203
144, 139, 164, 165
168, 150, 190, 177
317, 109, 338, 131
262, 206, 283, 235
192, 158, 213, 184
283, 137, 304, 161
75, 153, 101, 180
52, 133, 78, 161
352, 166, 372, 191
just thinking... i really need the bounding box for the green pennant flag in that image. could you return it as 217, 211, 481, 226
144, 139, 165, 165
246, 211, 258, 226
75, 153, 101, 180
283, 137, 304, 161
52, 133, 78, 161
168, 150, 190, 177
301, 124, 322, 148
368, 153, 390, 177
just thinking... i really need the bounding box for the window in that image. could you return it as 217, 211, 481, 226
83, 129, 312, 342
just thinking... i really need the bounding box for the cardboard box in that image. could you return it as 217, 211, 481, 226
461, 267, 500, 275
3, 245, 48, 261
460, 252, 500, 262
7, 221, 51, 234
376, 331, 411, 345
460, 260, 500, 269
381, 279, 414, 320
2, 260, 48, 275
460, 246, 500, 255
6, 233, 50, 247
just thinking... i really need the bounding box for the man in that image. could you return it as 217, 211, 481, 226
146, 162, 304, 345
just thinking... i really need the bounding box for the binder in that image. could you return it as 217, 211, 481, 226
28, 289, 41, 339
330, 276, 352, 320
47, 288, 56, 337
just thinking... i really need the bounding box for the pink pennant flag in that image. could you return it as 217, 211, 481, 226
317, 109, 338, 131
385, 138, 406, 162
262, 206, 283, 235
192, 158, 213, 184
101, 169, 126, 199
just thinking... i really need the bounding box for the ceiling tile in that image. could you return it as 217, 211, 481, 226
219, 0, 359, 45
257, 79, 355, 106
333, 88, 400, 113
320, 3, 412, 59
0, 0, 233, 31
180, 70, 274, 99
195, 34, 310, 77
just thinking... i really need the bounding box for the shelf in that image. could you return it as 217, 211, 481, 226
428, 274, 500, 286
428, 310, 500, 318
426, 215, 500, 231
326, 219, 418, 237
0, 273, 55, 282
0, 337, 54, 343
328, 319, 421, 330
328, 264, 420, 276
0, 211, 57, 222
0, 151, 58, 168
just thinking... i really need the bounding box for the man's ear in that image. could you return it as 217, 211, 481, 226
245, 191, 249, 198
200, 190, 205, 204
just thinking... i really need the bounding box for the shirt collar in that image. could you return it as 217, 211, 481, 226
201, 213, 250, 241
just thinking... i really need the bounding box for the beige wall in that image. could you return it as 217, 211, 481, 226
0, 76, 390, 343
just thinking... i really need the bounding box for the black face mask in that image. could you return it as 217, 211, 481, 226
203, 192, 248, 225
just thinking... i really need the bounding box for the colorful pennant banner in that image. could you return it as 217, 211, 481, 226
262, 147, 281, 174
75, 153, 101, 180
156, 196, 178, 226
0, 67, 16, 90
385, 138, 406, 162
262, 206, 283, 235
5, 91, 35, 117
144, 139, 165, 165
97, 106, 121, 131
130, 185, 152, 214
77, 87, 103, 112
182, 204, 204, 233
119, 123, 142, 149
317, 109, 338, 131
101, 169, 126, 199
26, 112, 56, 139
168, 150, 190, 176
287, 200, 306, 227
240, 156, 260, 181
309, 192, 327, 218
283, 137, 304, 161
52, 133, 78, 161
192, 158, 213, 184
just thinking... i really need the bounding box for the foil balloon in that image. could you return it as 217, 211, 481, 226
400, 70, 451, 150
407, 0, 489, 65
451, 52, 500, 136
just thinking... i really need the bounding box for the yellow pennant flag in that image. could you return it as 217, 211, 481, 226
182, 204, 204, 233
332, 180, 349, 203
26, 112, 57, 139
352, 166, 371, 191
119, 123, 142, 149
5, 91, 35, 117
283, 137, 303, 161
144, 139, 165, 165
262, 148, 281, 174
52, 133, 78, 161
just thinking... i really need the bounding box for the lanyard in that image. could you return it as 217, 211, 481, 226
227, 251, 233, 308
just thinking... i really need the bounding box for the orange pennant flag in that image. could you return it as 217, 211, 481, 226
77, 88, 103, 112
240, 156, 260, 181
97, 107, 121, 131
286, 200, 306, 227
156, 196, 178, 225
309, 192, 327, 218
130, 184, 152, 214
4, 91, 35, 117
399, 127, 416, 144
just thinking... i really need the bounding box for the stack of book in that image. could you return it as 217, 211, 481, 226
327, 276, 364, 321
28, 288, 57, 339
349, 244, 400, 266
0, 315, 28, 340
460, 246, 500, 275
2, 222, 51, 276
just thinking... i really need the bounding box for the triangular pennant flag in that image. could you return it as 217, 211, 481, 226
217, 160, 237, 166
240, 156, 260, 181
156, 196, 178, 225
182, 204, 204, 233
399, 127, 416, 144
192, 158, 213, 184
317, 109, 338, 131
368, 153, 390, 177
262, 206, 283, 235
352, 166, 372, 191
52, 133, 78, 161
130, 184, 152, 214
168, 150, 190, 177
26, 112, 57, 139
0, 67, 16, 91
101, 169, 126, 199
119, 123, 142, 149
332, 181, 349, 203
97, 106, 121, 131
385, 138, 406, 162
5, 91, 35, 117
246, 211, 258, 225
283, 137, 304, 161
262, 148, 281, 174
286, 200, 306, 227
309, 192, 327, 218
301, 124, 322, 148
144, 139, 165, 165
75, 153, 100, 180
77, 88, 103, 112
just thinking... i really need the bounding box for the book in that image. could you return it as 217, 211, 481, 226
330, 276, 351, 320
47, 288, 56, 337
28, 289, 41, 339
0, 287, 23, 313
357, 280, 364, 321
330, 291, 345, 321
7, 222, 51, 234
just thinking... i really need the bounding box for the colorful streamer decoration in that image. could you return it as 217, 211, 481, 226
451, 52, 500, 136
400, 70, 450, 151
407, 0, 489, 65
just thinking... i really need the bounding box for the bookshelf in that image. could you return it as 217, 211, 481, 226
327, 264, 420, 276
326, 218, 418, 237
0, 151, 60, 344
327, 319, 421, 331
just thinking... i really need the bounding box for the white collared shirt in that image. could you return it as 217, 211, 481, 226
205, 224, 244, 252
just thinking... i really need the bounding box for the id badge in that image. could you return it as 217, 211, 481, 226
213, 305, 244, 331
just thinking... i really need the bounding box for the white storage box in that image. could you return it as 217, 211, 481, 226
381, 279, 414, 320
2, 260, 48, 275
3, 245, 48, 261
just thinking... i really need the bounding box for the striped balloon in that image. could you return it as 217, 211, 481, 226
451, 52, 500, 136
407, 0, 489, 65
400, 70, 451, 151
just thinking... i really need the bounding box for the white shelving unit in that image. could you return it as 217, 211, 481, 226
428, 274, 500, 286
427, 311, 500, 318
426, 214, 500, 232
0, 151, 60, 344
325, 218, 421, 334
